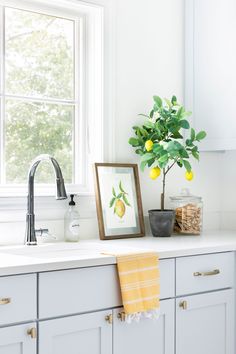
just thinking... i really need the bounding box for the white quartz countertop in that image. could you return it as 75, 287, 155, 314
0, 230, 236, 276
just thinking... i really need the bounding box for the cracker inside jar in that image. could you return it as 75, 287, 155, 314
174, 203, 202, 234
170, 190, 203, 235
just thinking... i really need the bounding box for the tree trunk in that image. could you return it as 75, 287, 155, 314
161, 169, 166, 210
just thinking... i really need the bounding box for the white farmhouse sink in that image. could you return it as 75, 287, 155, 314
0, 243, 102, 260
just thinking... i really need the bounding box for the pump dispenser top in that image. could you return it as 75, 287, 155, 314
64, 194, 80, 242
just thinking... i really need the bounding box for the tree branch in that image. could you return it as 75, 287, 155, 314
165, 159, 178, 175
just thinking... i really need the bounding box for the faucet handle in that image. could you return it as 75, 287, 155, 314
35, 228, 57, 241
35, 228, 49, 237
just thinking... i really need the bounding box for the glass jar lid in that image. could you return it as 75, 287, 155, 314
170, 188, 202, 203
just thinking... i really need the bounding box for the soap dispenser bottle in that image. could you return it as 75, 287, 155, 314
64, 194, 80, 242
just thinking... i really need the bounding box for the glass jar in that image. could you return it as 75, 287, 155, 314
170, 189, 203, 235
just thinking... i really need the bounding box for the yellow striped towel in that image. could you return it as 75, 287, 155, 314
111, 252, 160, 322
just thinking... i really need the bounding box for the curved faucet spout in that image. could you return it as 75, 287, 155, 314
26, 154, 67, 245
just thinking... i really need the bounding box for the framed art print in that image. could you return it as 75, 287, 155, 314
94, 163, 145, 240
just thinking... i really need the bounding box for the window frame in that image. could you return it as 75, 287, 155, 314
0, 0, 106, 198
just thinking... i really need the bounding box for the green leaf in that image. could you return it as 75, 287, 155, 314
153, 96, 162, 108
143, 121, 154, 129
149, 109, 154, 118
166, 141, 183, 152
179, 148, 189, 158
135, 148, 143, 155
153, 144, 163, 154
123, 194, 131, 207
109, 197, 116, 208
171, 95, 177, 105
141, 153, 155, 162
138, 114, 150, 119
116, 193, 123, 199
191, 128, 195, 141
159, 160, 168, 169
128, 137, 139, 146
176, 106, 184, 119
171, 131, 183, 139
140, 161, 147, 172
196, 131, 207, 141
179, 120, 190, 129
183, 159, 192, 172
119, 181, 125, 193
182, 111, 192, 118
186, 139, 193, 147
158, 153, 168, 163
192, 150, 199, 160
164, 98, 172, 108
112, 187, 116, 197
177, 160, 183, 168
147, 158, 155, 167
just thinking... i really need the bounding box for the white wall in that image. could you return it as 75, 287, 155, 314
114, 0, 222, 231
0, 0, 224, 244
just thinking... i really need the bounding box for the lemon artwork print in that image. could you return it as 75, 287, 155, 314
109, 181, 131, 218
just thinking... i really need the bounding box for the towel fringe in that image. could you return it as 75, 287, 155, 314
124, 308, 160, 324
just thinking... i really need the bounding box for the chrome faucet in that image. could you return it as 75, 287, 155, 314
25, 154, 67, 245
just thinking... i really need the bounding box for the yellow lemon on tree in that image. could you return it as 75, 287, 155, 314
185, 170, 194, 181
145, 140, 154, 151
149, 167, 161, 180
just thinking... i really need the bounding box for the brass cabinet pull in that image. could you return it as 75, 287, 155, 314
27, 327, 37, 339
193, 269, 220, 277
117, 311, 126, 322
0, 297, 11, 305
179, 300, 187, 310
105, 314, 113, 324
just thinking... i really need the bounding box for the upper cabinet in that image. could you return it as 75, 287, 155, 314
185, 0, 236, 151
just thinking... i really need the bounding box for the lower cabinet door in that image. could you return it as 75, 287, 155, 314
39, 310, 112, 354
0, 322, 37, 354
176, 289, 234, 354
113, 299, 175, 354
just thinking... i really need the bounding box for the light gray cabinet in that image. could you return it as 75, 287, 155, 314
113, 299, 175, 354
185, 0, 236, 150
176, 289, 234, 354
0, 252, 234, 354
39, 311, 112, 354
0, 323, 36, 354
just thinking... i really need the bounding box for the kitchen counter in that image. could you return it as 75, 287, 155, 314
0, 230, 236, 276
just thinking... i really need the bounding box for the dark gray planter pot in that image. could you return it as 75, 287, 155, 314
148, 209, 175, 237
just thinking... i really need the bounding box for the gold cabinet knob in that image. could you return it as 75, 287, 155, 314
105, 314, 113, 324
27, 327, 37, 339
179, 300, 187, 310
117, 311, 126, 322
0, 298, 11, 305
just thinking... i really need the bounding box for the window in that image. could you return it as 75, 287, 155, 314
0, 0, 105, 196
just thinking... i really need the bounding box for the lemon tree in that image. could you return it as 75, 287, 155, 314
128, 95, 206, 210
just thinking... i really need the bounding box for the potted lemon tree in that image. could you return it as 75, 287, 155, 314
129, 95, 206, 237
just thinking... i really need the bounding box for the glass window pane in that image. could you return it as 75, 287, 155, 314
5, 7, 74, 100
5, 99, 73, 184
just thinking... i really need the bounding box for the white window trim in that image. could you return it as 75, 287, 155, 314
0, 0, 115, 204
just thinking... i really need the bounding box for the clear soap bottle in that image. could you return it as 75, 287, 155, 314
64, 194, 80, 242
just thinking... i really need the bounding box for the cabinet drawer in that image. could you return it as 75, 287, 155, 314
0, 274, 37, 325
176, 252, 234, 296
39, 265, 122, 318
39, 259, 175, 319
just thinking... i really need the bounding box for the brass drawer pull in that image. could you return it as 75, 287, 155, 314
27, 327, 37, 339
193, 269, 220, 277
0, 298, 11, 305
117, 311, 126, 322
105, 314, 113, 324
179, 300, 187, 310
